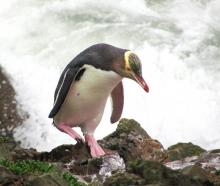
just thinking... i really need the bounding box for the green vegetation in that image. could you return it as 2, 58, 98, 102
0, 159, 86, 185
0, 159, 54, 175
216, 170, 220, 176
63, 171, 86, 186
167, 142, 206, 161
210, 149, 220, 153
0, 136, 9, 143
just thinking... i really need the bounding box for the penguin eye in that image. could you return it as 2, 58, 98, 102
126, 66, 131, 71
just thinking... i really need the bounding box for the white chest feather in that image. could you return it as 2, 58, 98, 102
54, 65, 122, 125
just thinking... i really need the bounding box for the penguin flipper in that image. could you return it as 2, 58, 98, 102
48, 67, 80, 118
110, 81, 124, 123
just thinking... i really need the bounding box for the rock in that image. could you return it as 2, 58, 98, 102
198, 152, 220, 170
1, 116, 220, 185
0, 158, 85, 186
28, 174, 68, 186
0, 135, 41, 161
126, 160, 211, 186
210, 149, 220, 154
98, 153, 125, 177
67, 153, 125, 183
165, 156, 199, 170
104, 172, 145, 186
165, 151, 220, 185
0, 136, 18, 160
40, 143, 91, 163
0, 165, 21, 185
166, 142, 206, 161
99, 118, 166, 163
181, 164, 211, 183
165, 151, 220, 171
0, 66, 25, 137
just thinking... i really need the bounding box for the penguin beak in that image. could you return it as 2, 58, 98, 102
132, 73, 149, 93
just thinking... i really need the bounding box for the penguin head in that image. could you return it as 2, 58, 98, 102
120, 51, 149, 92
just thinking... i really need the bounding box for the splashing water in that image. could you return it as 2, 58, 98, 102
0, 0, 220, 151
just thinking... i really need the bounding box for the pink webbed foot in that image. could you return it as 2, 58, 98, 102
57, 123, 84, 143
85, 134, 105, 157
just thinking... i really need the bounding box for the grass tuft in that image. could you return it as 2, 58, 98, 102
63, 171, 86, 186
0, 136, 9, 143
0, 159, 54, 175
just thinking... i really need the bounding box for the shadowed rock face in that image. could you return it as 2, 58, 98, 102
0, 66, 24, 137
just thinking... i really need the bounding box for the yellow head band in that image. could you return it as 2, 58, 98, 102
124, 51, 132, 71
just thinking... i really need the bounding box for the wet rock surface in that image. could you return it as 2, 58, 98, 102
0, 66, 24, 137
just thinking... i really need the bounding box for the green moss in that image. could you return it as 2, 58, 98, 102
127, 160, 207, 186
0, 136, 9, 143
63, 172, 86, 186
128, 160, 174, 184
210, 149, 220, 153
104, 172, 145, 186
0, 159, 54, 175
117, 119, 148, 136
167, 143, 206, 161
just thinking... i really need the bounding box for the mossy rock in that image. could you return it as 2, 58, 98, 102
167, 143, 206, 161
210, 149, 220, 154
181, 164, 212, 183
89, 180, 103, 186
115, 118, 150, 137
0, 135, 17, 160
0, 159, 85, 186
99, 119, 165, 163
0, 159, 54, 175
0, 136, 10, 143
62, 171, 86, 186
28, 174, 68, 186
103, 172, 145, 186
103, 118, 150, 140
0, 165, 20, 185
127, 160, 209, 186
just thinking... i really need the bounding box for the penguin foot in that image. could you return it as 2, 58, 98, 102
85, 134, 105, 158
57, 123, 84, 143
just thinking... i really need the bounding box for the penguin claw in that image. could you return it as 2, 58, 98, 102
76, 138, 84, 144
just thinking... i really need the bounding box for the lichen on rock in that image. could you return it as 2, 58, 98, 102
166, 142, 206, 162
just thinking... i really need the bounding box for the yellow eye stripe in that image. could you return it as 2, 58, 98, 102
124, 51, 132, 71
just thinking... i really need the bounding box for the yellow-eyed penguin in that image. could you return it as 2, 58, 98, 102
49, 43, 149, 157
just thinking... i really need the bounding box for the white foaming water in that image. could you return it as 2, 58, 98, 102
0, 0, 220, 151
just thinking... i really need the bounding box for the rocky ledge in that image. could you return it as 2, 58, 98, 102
0, 119, 220, 186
